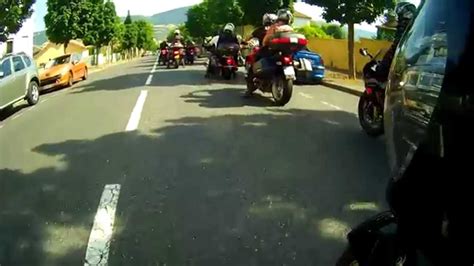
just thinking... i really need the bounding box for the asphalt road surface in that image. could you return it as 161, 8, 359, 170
0, 56, 389, 266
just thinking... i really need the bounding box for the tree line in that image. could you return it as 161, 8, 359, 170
44, 0, 156, 59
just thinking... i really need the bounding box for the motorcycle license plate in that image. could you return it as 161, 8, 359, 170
283, 66, 296, 79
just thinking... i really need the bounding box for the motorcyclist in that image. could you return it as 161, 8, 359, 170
375, 1, 417, 82
206, 23, 240, 77
171, 29, 184, 47
249, 13, 278, 44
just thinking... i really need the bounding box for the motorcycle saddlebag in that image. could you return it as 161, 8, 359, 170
252, 57, 276, 78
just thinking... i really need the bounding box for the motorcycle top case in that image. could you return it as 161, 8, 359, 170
217, 43, 240, 56
252, 57, 276, 78
269, 32, 307, 54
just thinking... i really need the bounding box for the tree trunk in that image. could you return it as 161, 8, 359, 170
64, 41, 69, 54
347, 22, 356, 79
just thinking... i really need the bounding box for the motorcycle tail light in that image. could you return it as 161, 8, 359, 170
366, 87, 373, 95
226, 58, 234, 65
173, 51, 179, 55
282, 56, 292, 65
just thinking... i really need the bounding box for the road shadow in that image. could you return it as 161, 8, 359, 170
181, 88, 275, 108
0, 103, 30, 122
0, 109, 389, 265
71, 72, 151, 94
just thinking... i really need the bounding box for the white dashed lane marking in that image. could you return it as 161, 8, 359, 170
84, 184, 121, 266
321, 100, 342, 110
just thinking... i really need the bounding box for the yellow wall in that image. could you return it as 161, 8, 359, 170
307, 37, 392, 73
35, 42, 87, 66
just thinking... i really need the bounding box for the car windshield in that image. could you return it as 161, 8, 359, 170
46, 55, 70, 68
0, 0, 470, 265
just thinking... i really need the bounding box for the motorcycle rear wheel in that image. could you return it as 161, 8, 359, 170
272, 76, 293, 106
358, 91, 384, 137
222, 69, 232, 80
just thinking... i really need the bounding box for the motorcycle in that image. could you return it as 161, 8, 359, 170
159, 48, 168, 65
167, 46, 184, 69
358, 48, 385, 137
208, 43, 239, 80
336, 211, 410, 266
246, 33, 307, 106
185, 46, 196, 65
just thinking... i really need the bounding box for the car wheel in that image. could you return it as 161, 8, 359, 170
82, 68, 88, 80
26, 80, 40, 106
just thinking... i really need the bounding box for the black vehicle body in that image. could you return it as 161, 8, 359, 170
208, 43, 239, 80
338, 0, 474, 265
185, 46, 196, 65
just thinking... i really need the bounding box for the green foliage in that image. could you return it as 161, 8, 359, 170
122, 22, 138, 50
305, 0, 395, 24
296, 24, 330, 39
83, 1, 119, 47
322, 24, 346, 39
238, 0, 294, 27
0, 0, 35, 42
44, 0, 88, 48
134, 20, 155, 50
375, 28, 395, 41
186, 0, 244, 39
124, 10, 132, 24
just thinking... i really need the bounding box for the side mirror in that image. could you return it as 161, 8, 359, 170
72, 59, 79, 65
359, 48, 368, 57
39, 63, 46, 69
0, 71, 4, 79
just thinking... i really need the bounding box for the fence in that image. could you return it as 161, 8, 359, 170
307, 38, 392, 73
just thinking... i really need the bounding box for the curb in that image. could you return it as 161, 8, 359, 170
322, 81, 363, 97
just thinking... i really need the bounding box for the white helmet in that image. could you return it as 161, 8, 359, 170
223, 23, 235, 33
263, 13, 277, 26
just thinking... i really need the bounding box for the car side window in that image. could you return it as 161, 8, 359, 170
22, 56, 32, 67
1, 59, 13, 78
12, 56, 26, 72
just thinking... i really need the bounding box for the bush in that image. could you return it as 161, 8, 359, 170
322, 24, 346, 39
296, 24, 330, 39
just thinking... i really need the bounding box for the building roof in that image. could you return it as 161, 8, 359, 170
294, 11, 312, 20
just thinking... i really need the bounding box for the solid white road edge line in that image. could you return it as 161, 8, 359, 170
84, 184, 121, 266
321, 100, 342, 111
125, 90, 148, 131
299, 92, 313, 99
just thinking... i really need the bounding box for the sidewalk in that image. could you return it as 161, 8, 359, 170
88, 56, 143, 74
322, 70, 365, 97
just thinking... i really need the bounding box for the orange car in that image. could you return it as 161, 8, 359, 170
39, 53, 88, 90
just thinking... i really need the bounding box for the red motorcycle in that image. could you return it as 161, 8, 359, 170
208, 43, 239, 80
246, 32, 307, 106
167, 46, 184, 69
185, 46, 196, 65
159, 49, 168, 65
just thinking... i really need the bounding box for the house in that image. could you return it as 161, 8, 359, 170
293, 11, 312, 28
0, 16, 35, 57
34, 40, 90, 67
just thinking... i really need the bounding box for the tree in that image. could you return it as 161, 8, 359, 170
0, 0, 36, 42
207, 0, 243, 26
296, 24, 330, 39
134, 20, 155, 50
322, 24, 346, 39
45, 0, 89, 52
375, 11, 396, 41
238, 0, 294, 27
124, 10, 132, 24
186, 3, 216, 39
304, 0, 394, 78
122, 21, 138, 57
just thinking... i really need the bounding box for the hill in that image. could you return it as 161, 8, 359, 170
120, 6, 190, 25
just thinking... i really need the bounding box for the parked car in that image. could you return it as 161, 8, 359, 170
293, 48, 325, 84
39, 53, 88, 90
0, 53, 41, 111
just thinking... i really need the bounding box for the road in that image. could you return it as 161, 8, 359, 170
0, 56, 389, 265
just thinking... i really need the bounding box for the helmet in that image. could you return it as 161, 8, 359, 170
276, 9, 294, 25
174, 29, 181, 35
223, 23, 235, 33
262, 13, 277, 26
395, 2, 417, 21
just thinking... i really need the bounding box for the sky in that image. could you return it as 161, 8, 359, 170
33, 0, 420, 33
